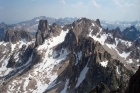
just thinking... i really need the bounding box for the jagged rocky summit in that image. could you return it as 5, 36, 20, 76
0, 18, 139, 93
122, 26, 140, 43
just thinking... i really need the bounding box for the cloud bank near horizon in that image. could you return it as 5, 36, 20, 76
0, 0, 140, 24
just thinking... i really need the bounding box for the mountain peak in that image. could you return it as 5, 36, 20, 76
0, 17, 140, 93
96, 19, 102, 27
0, 22, 7, 26
0, 22, 6, 25
122, 26, 140, 41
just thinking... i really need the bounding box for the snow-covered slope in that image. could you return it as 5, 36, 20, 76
0, 39, 34, 78
0, 18, 139, 93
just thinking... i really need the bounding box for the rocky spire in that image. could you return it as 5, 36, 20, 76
35, 20, 50, 46
35, 20, 62, 47
96, 19, 102, 27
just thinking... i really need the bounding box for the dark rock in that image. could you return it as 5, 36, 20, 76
122, 26, 140, 42
89, 83, 110, 93
72, 18, 94, 37
4, 29, 33, 44
6, 55, 16, 68
35, 20, 50, 46
35, 20, 62, 47
0, 28, 5, 39
61, 29, 77, 50
96, 19, 102, 28
105, 36, 114, 44
50, 23, 62, 37
113, 27, 123, 38
125, 66, 140, 93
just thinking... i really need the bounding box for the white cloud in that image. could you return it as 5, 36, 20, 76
112, 0, 136, 8
91, 0, 101, 8
60, 0, 66, 4
71, 2, 87, 9
112, 0, 122, 7
72, 2, 83, 7
125, 2, 135, 7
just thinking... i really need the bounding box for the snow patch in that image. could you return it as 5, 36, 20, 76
75, 51, 82, 65
11, 43, 16, 51
106, 42, 130, 59
117, 51, 130, 59
89, 28, 107, 45
75, 61, 89, 88
0, 57, 13, 76
46, 80, 58, 90
119, 39, 132, 47
60, 79, 69, 93
106, 43, 116, 49
92, 23, 95, 26
115, 38, 119, 45
100, 61, 108, 67
137, 59, 139, 62
116, 66, 121, 75
0, 41, 4, 45
34, 80, 48, 93
127, 59, 133, 63
54, 49, 70, 66
23, 77, 30, 91
137, 64, 140, 66
38, 30, 68, 50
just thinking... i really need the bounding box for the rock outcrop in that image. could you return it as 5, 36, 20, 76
122, 26, 140, 42
35, 20, 62, 46
0, 18, 139, 93
125, 66, 140, 93
4, 29, 33, 44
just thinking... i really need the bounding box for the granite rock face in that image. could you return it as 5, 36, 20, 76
35, 20, 62, 46
0, 18, 139, 93
35, 20, 50, 46
4, 29, 33, 44
60, 36, 132, 93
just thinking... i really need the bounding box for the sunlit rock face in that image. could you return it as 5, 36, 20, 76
0, 18, 140, 93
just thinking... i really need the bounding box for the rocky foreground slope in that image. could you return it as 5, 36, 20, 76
0, 18, 139, 93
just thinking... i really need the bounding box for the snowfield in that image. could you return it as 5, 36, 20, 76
4, 30, 69, 93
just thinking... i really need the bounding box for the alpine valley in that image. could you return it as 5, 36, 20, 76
0, 17, 140, 93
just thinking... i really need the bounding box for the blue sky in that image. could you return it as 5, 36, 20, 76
0, 0, 140, 24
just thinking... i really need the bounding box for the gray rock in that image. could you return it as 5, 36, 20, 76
4, 29, 33, 44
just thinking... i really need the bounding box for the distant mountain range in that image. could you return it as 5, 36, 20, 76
0, 16, 78, 39
0, 16, 77, 32
0, 16, 140, 33
101, 20, 140, 31
0, 16, 140, 42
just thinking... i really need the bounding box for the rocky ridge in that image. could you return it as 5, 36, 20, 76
122, 26, 140, 43
0, 18, 139, 93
